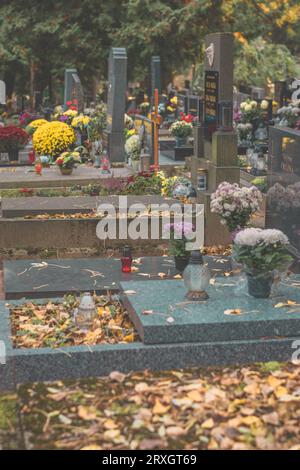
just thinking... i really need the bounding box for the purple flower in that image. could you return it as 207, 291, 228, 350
164, 221, 195, 237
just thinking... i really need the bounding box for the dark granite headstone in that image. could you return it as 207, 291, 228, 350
71, 72, 84, 113
204, 33, 233, 142
104, 48, 127, 162
64, 68, 77, 106
187, 95, 203, 121
266, 126, 300, 257
151, 56, 161, 96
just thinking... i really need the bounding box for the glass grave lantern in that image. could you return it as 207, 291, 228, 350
101, 149, 111, 174
183, 251, 210, 301
255, 151, 267, 175
74, 292, 97, 330
121, 245, 133, 273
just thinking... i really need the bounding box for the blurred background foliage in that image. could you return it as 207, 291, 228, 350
0, 0, 300, 100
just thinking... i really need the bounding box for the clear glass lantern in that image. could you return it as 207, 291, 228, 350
101, 150, 111, 174
255, 152, 266, 175
74, 292, 97, 330
255, 124, 268, 142
183, 251, 210, 301
172, 182, 190, 199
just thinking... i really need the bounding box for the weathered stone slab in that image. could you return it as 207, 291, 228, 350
2, 195, 179, 218
3, 256, 232, 299
121, 277, 300, 344
0, 166, 131, 189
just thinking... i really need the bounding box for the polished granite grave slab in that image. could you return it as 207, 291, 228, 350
0, 297, 299, 389
3, 256, 232, 299
121, 277, 300, 344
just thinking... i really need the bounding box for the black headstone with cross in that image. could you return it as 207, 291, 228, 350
190, 32, 239, 246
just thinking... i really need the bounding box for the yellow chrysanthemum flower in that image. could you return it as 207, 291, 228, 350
33, 122, 76, 157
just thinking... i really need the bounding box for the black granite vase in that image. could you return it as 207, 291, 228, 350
174, 255, 190, 273
246, 272, 274, 298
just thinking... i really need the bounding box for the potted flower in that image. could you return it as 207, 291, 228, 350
71, 114, 91, 144
55, 151, 81, 175
0, 125, 29, 161
277, 102, 300, 128
125, 135, 141, 173
164, 222, 195, 272
233, 228, 292, 298
169, 120, 193, 147
210, 182, 262, 237
32, 121, 76, 158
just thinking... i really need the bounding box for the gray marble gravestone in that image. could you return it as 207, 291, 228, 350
151, 56, 161, 96
103, 48, 127, 162
190, 32, 239, 246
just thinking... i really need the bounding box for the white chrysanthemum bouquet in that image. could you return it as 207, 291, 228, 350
210, 182, 262, 233
233, 228, 292, 275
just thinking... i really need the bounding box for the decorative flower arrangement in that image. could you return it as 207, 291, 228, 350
179, 112, 197, 124
169, 120, 193, 138
87, 103, 107, 141
233, 228, 291, 274
239, 99, 265, 122
0, 125, 29, 152
55, 151, 81, 169
125, 135, 141, 161
19, 112, 37, 127
66, 99, 78, 111
139, 101, 150, 114
124, 128, 136, 140
164, 222, 195, 265
124, 114, 134, 130
39, 155, 51, 167
71, 115, 91, 132
267, 182, 300, 211
236, 122, 253, 142
33, 121, 76, 157
233, 227, 292, 298
277, 102, 300, 128
210, 181, 262, 233
25, 119, 48, 135
166, 95, 178, 114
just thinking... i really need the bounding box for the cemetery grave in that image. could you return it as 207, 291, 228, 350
1, 7, 300, 450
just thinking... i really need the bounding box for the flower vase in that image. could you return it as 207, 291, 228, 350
60, 167, 73, 176
175, 136, 187, 147
174, 255, 190, 273
131, 160, 140, 173
246, 272, 274, 298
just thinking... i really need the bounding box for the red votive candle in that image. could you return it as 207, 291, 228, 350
121, 246, 132, 273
